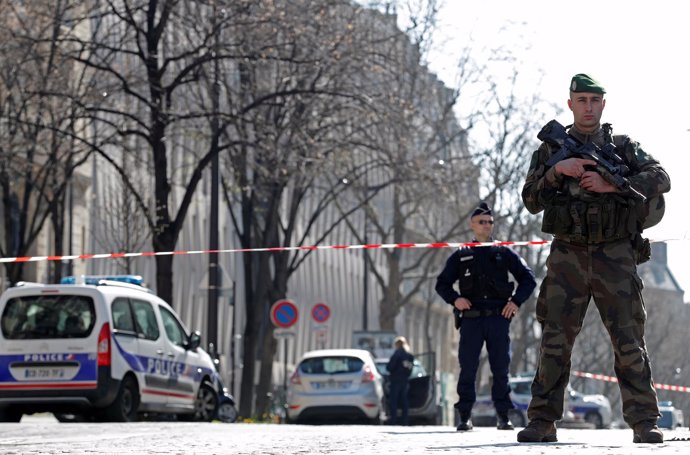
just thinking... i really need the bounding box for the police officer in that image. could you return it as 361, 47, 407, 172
518, 74, 670, 444
435, 202, 536, 431
386, 336, 415, 425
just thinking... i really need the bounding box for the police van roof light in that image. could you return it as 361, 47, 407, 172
61, 275, 145, 286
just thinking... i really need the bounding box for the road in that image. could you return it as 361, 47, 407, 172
1, 415, 689, 454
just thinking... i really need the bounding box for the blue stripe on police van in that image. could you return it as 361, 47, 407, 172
111, 336, 146, 372
0, 353, 97, 383
111, 336, 214, 383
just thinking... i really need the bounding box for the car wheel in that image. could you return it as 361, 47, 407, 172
508, 409, 526, 427
216, 402, 238, 423
370, 414, 382, 425
105, 376, 140, 422
585, 412, 603, 429
192, 381, 218, 422
54, 413, 92, 423
434, 405, 443, 425
0, 407, 22, 422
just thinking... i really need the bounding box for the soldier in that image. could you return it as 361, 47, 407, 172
435, 202, 536, 432
517, 73, 671, 444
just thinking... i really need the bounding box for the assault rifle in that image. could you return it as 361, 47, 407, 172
537, 119, 645, 201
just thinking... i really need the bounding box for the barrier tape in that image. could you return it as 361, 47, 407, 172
0, 236, 682, 264
573, 370, 690, 393
0, 239, 552, 264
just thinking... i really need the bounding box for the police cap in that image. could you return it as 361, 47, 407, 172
471, 202, 492, 218
570, 73, 606, 94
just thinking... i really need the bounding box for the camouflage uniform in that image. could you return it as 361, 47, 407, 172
522, 125, 671, 427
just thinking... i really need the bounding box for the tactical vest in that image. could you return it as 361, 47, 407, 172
456, 246, 515, 302
541, 124, 664, 243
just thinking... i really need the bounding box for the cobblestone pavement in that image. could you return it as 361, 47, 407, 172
2, 415, 690, 454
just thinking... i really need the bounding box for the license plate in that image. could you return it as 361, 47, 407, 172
23, 367, 66, 380
311, 380, 352, 390
10, 363, 80, 381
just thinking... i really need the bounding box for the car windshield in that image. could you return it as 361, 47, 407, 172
299, 356, 364, 375
1, 295, 95, 339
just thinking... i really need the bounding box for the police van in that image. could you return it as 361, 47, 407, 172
0, 276, 219, 422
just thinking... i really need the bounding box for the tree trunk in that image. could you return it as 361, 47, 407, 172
153, 223, 175, 306
239, 253, 257, 417
255, 324, 279, 417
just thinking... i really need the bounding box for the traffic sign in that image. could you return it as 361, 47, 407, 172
274, 329, 296, 339
311, 303, 331, 324
270, 299, 299, 329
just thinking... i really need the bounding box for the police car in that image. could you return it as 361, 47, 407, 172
0, 275, 219, 422
658, 401, 684, 429
473, 376, 612, 428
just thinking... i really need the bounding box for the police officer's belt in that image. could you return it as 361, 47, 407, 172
462, 308, 502, 318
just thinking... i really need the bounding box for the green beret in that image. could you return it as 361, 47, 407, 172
570, 73, 606, 94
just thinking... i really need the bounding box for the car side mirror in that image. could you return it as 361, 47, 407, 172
186, 331, 202, 351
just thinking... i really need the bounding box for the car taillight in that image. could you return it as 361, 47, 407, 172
362, 365, 375, 383
97, 323, 111, 367
290, 369, 302, 385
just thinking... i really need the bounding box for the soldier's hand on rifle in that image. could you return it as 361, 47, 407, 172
554, 157, 596, 178
579, 171, 618, 193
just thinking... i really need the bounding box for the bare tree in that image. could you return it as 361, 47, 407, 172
0, 0, 94, 284
418, 39, 559, 387
217, 0, 400, 417
329, 0, 478, 335
90, 154, 151, 274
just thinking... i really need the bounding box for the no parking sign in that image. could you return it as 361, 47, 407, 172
270, 299, 299, 329
311, 302, 331, 324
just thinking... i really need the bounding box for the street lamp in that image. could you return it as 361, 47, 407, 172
362, 169, 370, 331
207, 2, 221, 357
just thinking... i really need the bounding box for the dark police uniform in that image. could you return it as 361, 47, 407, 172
386, 344, 414, 425
435, 241, 536, 422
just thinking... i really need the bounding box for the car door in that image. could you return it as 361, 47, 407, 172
129, 298, 169, 407
158, 305, 198, 408
110, 297, 144, 384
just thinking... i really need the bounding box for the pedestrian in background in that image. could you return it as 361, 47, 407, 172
435, 202, 536, 432
518, 73, 670, 444
386, 336, 414, 425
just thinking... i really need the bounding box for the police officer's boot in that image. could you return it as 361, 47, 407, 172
496, 412, 514, 430
517, 419, 557, 443
632, 420, 664, 443
456, 412, 473, 432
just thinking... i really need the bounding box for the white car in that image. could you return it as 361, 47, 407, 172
286, 348, 386, 424
0, 276, 219, 422
473, 376, 612, 428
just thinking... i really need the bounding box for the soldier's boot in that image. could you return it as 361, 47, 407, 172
496, 412, 514, 430
517, 419, 557, 443
633, 421, 664, 443
456, 412, 473, 432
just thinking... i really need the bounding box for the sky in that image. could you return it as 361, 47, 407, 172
426, 0, 690, 301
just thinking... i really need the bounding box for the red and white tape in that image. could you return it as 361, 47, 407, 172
574, 370, 690, 393
0, 239, 551, 264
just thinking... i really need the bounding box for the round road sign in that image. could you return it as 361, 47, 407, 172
270, 299, 299, 329
311, 303, 331, 324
